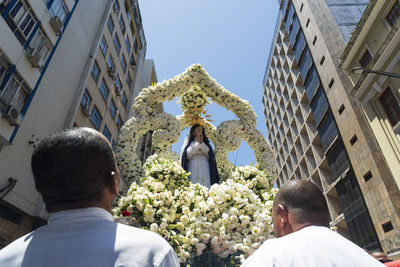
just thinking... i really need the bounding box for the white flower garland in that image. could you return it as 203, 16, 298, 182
116, 64, 276, 184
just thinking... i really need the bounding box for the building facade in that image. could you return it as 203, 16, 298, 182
340, 0, 400, 257
0, 0, 149, 248
263, 0, 400, 257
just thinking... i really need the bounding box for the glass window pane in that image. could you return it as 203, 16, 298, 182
317, 112, 338, 151
294, 30, 305, 61
289, 16, 300, 45
99, 80, 109, 101
310, 87, 328, 126
304, 66, 320, 102
379, 88, 400, 126
90, 106, 101, 129
299, 48, 312, 81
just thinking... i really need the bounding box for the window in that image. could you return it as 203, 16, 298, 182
304, 66, 320, 102
91, 61, 100, 82
126, 73, 132, 87
102, 124, 112, 141
81, 89, 91, 108
132, 5, 139, 24
109, 99, 116, 119
119, 15, 125, 33
114, 75, 121, 90
120, 56, 127, 73
0, 52, 11, 86
386, 1, 400, 26
116, 115, 122, 129
121, 92, 127, 108
90, 106, 102, 129
48, 0, 68, 23
284, 3, 295, 30
293, 31, 306, 60
0, 70, 30, 114
6, 0, 38, 45
130, 54, 136, 67
359, 49, 372, 68
99, 37, 107, 56
299, 48, 312, 81
27, 28, 52, 64
336, 170, 380, 250
125, 36, 131, 53
289, 17, 300, 45
113, 34, 121, 54
126, 8, 131, 21
310, 87, 328, 126
107, 16, 114, 33
107, 55, 114, 70
99, 80, 109, 101
113, 0, 120, 14
379, 87, 400, 126
317, 112, 338, 151
133, 39, 139, 53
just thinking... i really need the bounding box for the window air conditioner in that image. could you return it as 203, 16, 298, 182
81, 103, 90, 116
26, 48, 42, 68
3, 105, 22, 126
49, 16, 63, 35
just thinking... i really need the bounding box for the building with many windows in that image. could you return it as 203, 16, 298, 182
340, 0, 400, 257
0, 0, 151, 247
262, 0, 400, 258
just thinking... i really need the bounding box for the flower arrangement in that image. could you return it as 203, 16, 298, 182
114, 155, 277, 265
115, 64, 276, 186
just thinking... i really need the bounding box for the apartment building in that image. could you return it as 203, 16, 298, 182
340, 0, 400, 257
0, 0, 149, 247
262, 0, 400, 257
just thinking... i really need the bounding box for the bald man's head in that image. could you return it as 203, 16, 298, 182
273, 180, 329, 234
31, 127, 118, 212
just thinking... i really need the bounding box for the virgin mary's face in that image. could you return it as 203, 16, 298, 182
194, 126, 203, 136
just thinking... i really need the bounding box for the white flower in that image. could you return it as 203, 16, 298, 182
180, 215, 189, 225
200, 233, 211, 243
182, 206, 190, 215
196, 243, 206, 256
150, 223, 159, 232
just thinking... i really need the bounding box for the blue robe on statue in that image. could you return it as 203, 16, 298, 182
181, 140, 219, 187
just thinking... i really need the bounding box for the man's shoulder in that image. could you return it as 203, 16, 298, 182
115, 223, 171, 247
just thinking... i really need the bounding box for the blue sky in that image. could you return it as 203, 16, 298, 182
138, 0, 279, 167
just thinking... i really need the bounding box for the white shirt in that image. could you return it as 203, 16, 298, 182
0, 207, 179, 267
186, 140, 211, 188
241, 226, 384, 267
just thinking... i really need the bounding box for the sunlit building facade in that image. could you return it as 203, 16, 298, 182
263, 0, 400, 257
0, 0, 150, 248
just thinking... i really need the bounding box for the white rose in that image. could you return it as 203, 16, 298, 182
150, 223, 159, 232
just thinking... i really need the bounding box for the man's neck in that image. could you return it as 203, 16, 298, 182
50, 201, 112, 214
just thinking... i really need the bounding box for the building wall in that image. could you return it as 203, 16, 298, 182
325, 0, 369, 42
340, 0, 400, 257
70, 0, 147, 147
265, 0, 400, 256
0, 0, 149, 247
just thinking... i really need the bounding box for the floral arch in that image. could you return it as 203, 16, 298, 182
114, 64, 278, 264
115, 64, 276, 184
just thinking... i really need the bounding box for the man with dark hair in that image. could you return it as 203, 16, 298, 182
0, 128, 179, 267
242, 180, 383, 266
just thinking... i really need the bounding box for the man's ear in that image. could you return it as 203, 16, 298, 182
276, 204, 288, 224
110, 171, 119, 196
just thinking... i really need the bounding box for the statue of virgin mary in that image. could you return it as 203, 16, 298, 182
180, 124, 219, 188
